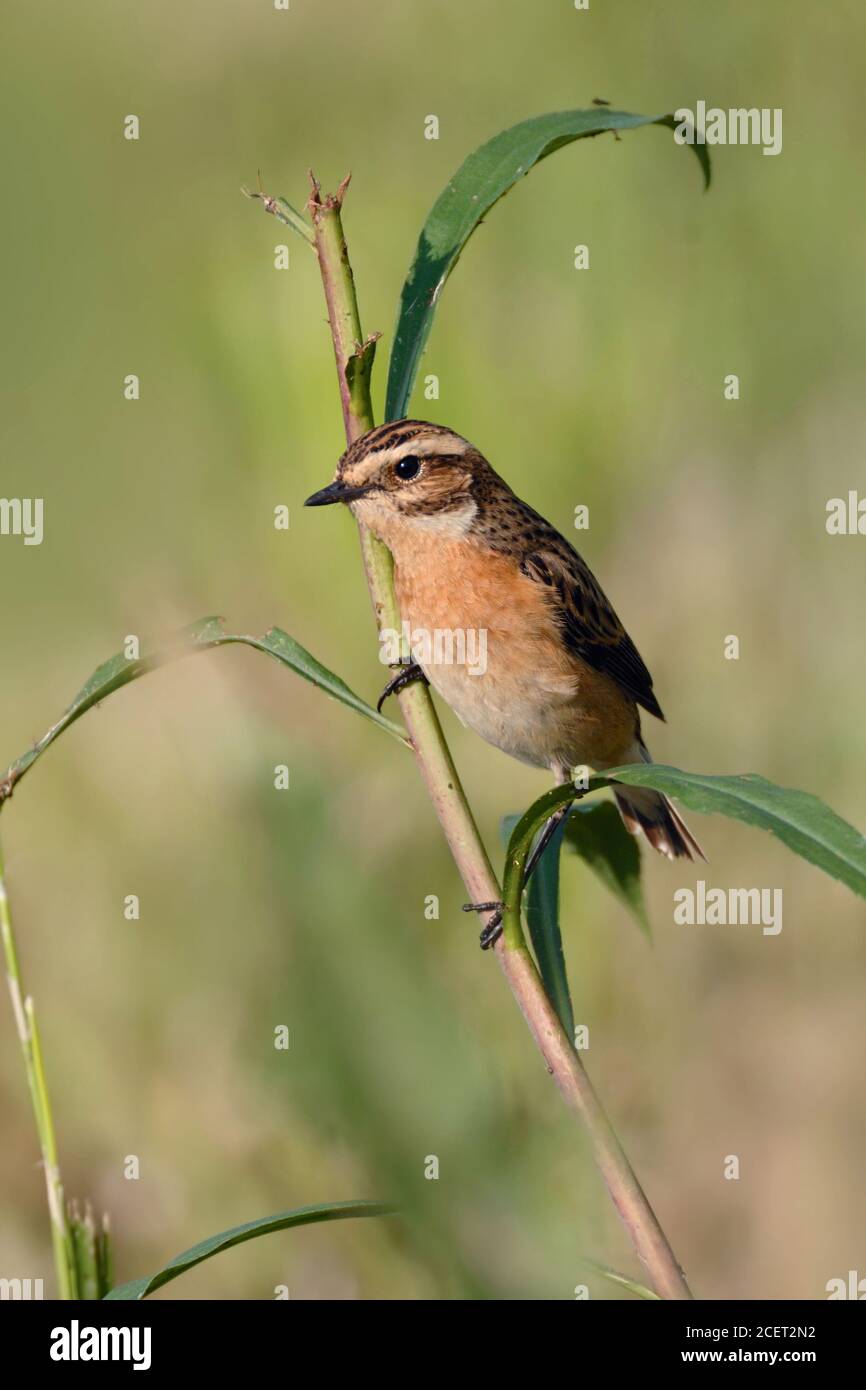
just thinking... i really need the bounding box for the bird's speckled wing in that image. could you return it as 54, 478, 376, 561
518, 531, 665, 722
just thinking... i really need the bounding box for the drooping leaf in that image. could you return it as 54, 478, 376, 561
386, 108, 710, 420
564, 801, 649, 938
501, 812, 575, 1038
0, 617, 407, 810
104, 1199, 394, 1300
525, 815, 575, 1040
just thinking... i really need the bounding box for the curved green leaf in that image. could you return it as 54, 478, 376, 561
0, 617, 408, 810
504, 767, 866, 942
385, 108, 710, 420
104, 1199, 394, 1300
502, 783, 584, 950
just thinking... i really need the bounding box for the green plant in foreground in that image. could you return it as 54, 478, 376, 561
2, 107, 864, 1301
0, 840, 77, 1297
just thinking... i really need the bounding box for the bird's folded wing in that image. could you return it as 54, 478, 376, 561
519, 546, 664, 721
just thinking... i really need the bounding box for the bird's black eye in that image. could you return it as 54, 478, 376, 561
394, 455, 421, 481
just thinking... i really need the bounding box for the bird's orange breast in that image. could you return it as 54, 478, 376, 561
390, 532, 636, 771
396, 534, 558, 652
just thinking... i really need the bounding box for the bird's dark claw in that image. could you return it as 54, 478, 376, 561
376, 662, 429, 713
462, 901, 504, 950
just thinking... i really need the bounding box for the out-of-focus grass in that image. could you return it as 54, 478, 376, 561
1, 0, 864, 1298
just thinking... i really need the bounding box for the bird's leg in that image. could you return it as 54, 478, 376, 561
459, 903, 504, 951
523, 802, 573, 882
463, 800, 575, 950
376, 662, 429, 713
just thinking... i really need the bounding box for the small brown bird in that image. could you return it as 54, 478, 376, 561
306, 420, 703, 930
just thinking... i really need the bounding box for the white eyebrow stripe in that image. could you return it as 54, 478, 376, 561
391, 435, 468, 459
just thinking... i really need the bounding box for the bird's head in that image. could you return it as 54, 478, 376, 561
304, 420, 491, 546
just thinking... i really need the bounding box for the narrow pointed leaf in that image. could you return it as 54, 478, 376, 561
386, 108, 710, 420
0, 617, 407, 809
605, 764, 866, 901
505, 767, 866, 932
104, 1199, 395, 1300
501, 813, 574, 1035
524, 816, 575, 1039
564, 801, 649, 938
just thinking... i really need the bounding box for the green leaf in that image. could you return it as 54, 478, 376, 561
505, 768, 866, 937
0, 617, 408, 810
606, 764, 866, 901
104, 1199, 394, 1300
501, 813, 575, 1038
564, 802, 649, 938
385, 108, 710, 420
525, 817, 575, 1040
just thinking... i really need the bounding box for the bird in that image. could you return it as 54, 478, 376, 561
305, 419, 703, 942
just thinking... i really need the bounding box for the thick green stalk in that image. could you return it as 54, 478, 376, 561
0, 837, 77, 1297
265, 175, 692, 1300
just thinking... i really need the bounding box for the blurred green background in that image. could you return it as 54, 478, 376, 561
1, 0, 864, 1300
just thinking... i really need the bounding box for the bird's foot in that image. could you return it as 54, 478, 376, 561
462, 900, 504, 951
376, 662, 429, 713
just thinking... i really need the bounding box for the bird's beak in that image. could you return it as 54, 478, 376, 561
304, 480, 369, 507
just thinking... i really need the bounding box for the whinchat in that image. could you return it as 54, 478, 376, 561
306, 419, 703, 935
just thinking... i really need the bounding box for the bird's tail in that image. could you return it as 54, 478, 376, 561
612, 741, 706, 862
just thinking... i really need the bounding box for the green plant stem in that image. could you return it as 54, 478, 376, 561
0, 837, 77, 1297
295, 174, 691, 1300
